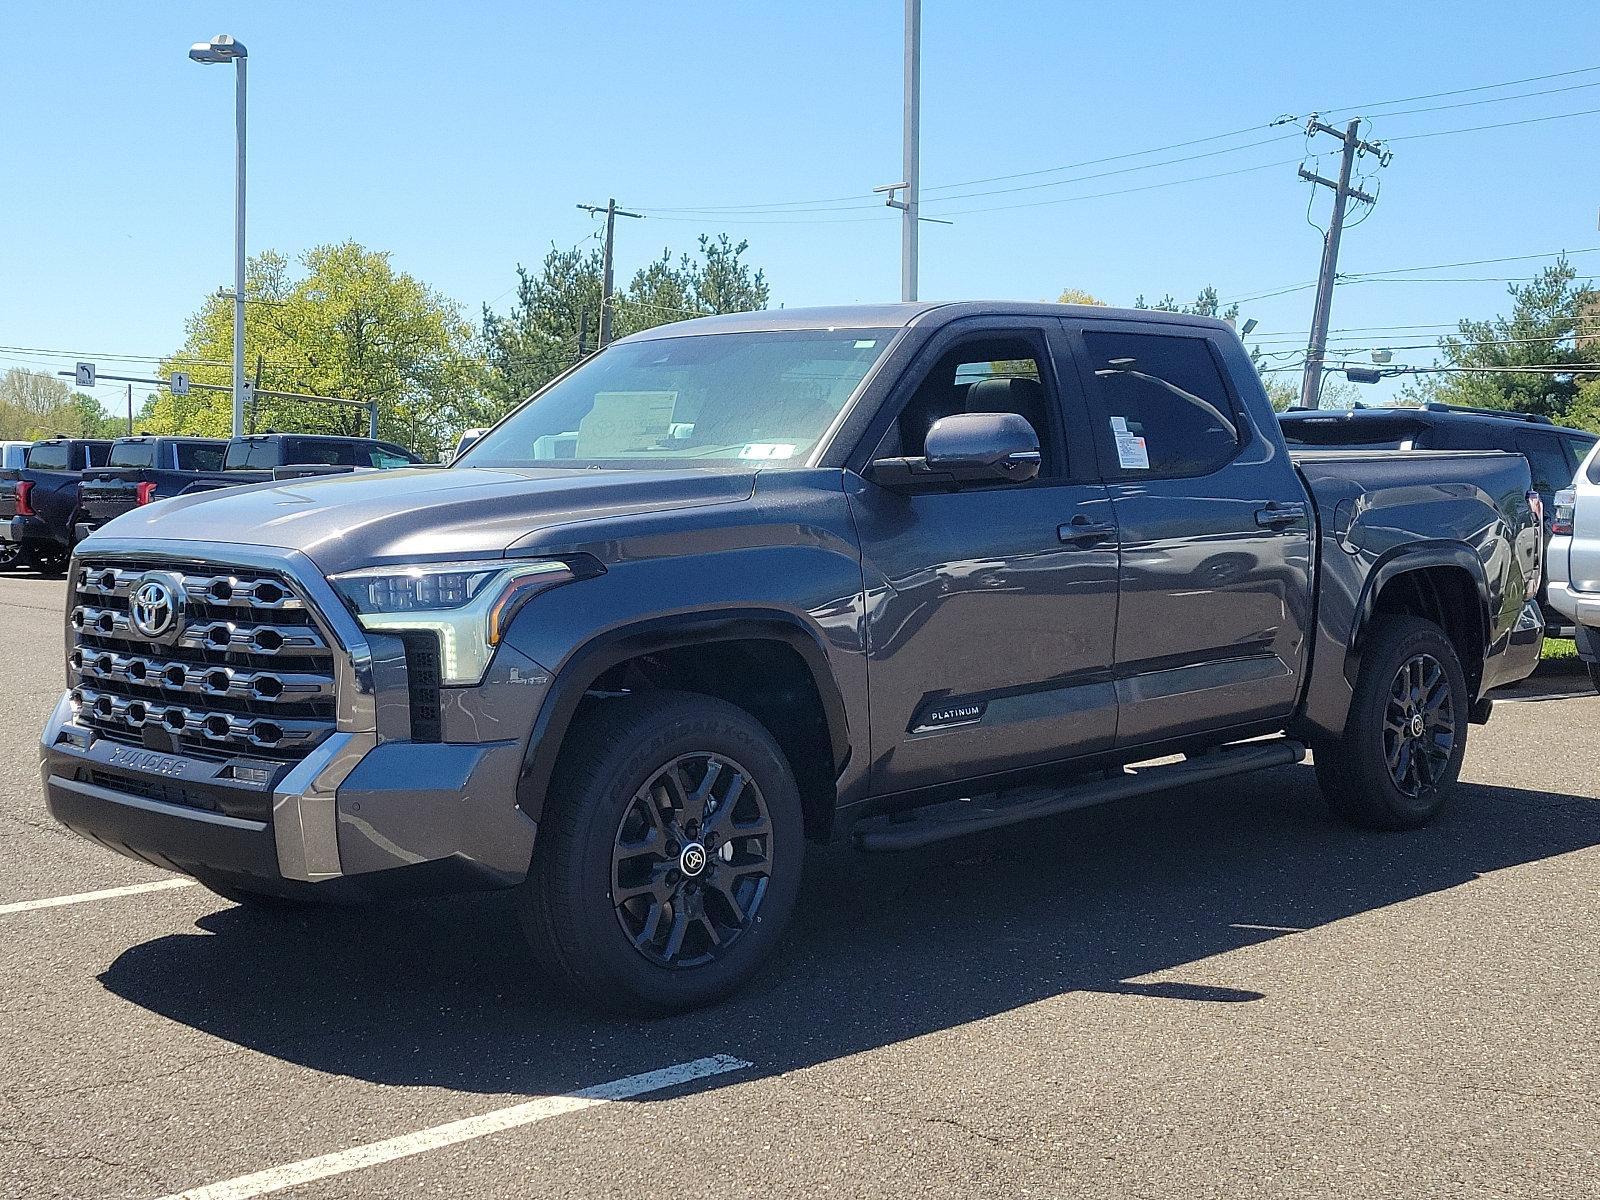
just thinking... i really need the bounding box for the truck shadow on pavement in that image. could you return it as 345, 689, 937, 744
98, 764, 1599, 1099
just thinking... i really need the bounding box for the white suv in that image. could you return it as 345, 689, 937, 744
1548, 438, 1600, 691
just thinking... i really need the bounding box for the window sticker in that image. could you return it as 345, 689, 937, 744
853, 339, 878, 349
1114, 426, 1150, 470
738, 442, 799, 460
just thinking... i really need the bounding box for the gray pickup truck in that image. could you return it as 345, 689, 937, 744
42, 302, 1545, 1013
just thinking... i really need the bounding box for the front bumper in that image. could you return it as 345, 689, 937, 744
41, 538, 551, 899
41, 693, 539, 898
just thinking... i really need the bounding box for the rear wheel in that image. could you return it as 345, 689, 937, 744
1316, 615, 1469, 830
519, 691, 804, 1015
0, 541, 21, 571
25, 545, 69, 576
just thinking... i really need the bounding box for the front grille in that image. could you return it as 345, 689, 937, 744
68, 558, 339, 763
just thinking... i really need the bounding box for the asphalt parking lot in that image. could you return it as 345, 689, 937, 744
1, 568, 1596, 1200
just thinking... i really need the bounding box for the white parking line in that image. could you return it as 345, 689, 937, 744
0, 878, 196, 915
153, 1054, 753, 1200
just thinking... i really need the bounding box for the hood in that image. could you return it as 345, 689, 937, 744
90, 466, 757, 573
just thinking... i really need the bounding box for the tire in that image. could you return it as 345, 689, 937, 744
0, 541, 21, 572
519, 690, 805, 1016
25, 545, 69, 577
1316, 615, 1470, 830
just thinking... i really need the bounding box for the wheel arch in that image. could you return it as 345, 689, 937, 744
515, 608, 852, 841
1350, 545, 1491, 700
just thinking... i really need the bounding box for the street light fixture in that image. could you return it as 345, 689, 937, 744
188, 34, 249, 437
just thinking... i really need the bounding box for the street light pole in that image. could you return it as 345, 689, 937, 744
901, 0, 920, 302
189, 34, 250, 437
231, 52, 247, 439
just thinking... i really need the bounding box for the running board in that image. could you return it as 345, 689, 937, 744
852, 739, 1307, 852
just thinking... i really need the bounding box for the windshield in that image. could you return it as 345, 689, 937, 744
461, 328, 893, 468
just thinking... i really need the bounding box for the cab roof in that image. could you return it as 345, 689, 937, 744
622, 301, 1236, 340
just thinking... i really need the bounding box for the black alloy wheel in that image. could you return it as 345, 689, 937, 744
1382, 653, 1457, 798
611, 752, 773, 969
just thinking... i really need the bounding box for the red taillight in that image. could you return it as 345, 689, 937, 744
14, 481, 33, 517
135, 481, 158, 505
1552, 488, 1575, 537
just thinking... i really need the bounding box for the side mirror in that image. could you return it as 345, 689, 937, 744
870, 411, 1041, 487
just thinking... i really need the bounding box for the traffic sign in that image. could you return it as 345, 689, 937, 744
170, 371, 190, 396
74, 362, 95, 388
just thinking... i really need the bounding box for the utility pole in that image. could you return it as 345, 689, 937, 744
577, 198, 643, 348
1298, 118, 1390, 408
126, 384, 133, 435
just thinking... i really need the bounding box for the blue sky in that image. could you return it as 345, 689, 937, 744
6, 1, 1600, 412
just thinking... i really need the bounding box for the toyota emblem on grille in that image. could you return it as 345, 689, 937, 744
129, 573, 184, 642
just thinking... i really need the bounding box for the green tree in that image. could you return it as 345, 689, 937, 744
1056, 288, 1106, 306
1134, 286, 1240, 323
148, 243, 481, 457
0, 369, 120, 439
482, 234, 772, 415
1402, 259, 1598, 420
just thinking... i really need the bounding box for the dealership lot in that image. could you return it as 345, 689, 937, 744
1, 569, 1596, 1199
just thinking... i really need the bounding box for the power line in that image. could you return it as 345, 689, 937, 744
1319, 63, 1600, 116
1388, 104, 1600, 142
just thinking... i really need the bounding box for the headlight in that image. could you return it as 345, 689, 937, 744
330, 558, 576, 685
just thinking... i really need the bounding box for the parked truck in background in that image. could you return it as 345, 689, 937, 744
0, 438, 112, 573
77, 433, 425, 537
74, 436, 229, 541
42, 302, 1545, 1014
0, 442, 31, 570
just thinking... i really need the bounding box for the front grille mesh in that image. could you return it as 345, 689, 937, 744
69, 558, 338, 763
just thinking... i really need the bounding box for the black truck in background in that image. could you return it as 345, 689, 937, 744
75, 432, 424, 540
0, 438, 112, 572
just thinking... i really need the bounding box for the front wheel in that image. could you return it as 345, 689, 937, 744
1316, 615, 1469, 830
519, 691, 805, 1015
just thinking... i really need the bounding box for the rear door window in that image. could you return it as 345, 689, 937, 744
176, 443, 225, 471
1080, 331, 1242, 478
85, 443, 111, 467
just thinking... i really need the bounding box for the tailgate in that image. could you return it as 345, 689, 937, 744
79, 471, 143, 522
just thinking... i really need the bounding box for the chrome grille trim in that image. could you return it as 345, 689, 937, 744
76, 565, 304, 610
70, 603, 330, 655
68, 647, 334, 702
70, 685, 329, 750
68, 551, 344, 765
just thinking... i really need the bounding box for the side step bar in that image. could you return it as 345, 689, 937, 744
853, 739, 1307, 853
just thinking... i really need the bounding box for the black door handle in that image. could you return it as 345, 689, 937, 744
1059, 515, 1116, 544
1254, 501, 1307, 528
